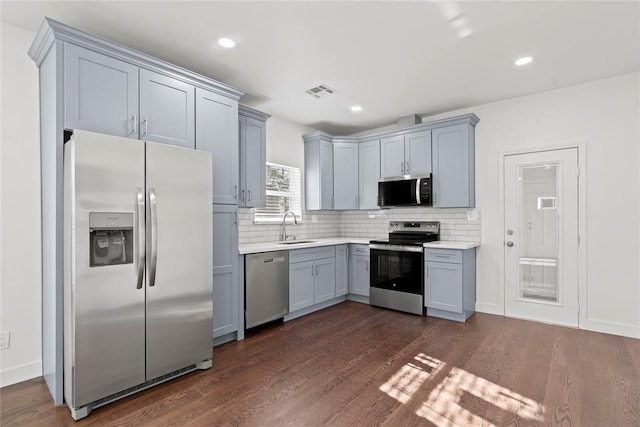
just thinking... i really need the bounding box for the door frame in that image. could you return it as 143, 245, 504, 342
498, 141, 587, 328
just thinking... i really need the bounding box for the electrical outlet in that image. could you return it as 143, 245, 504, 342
0, 331, 10, 350
311, 215, 318, 224
467, 210, 479, 221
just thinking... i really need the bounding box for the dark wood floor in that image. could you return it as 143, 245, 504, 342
2, 301, 639, 426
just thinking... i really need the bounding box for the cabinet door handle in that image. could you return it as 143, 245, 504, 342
142, 116, 149, 137
241, 189, 245, 203
131, 115, 137, 136
401, 162, 404, 174
234, 185, 238, 199
406, 161, 410, 173
248, 189, 251, 202
234, 211, 238, 225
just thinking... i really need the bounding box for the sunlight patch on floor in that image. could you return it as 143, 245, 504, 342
379, 353, 444, 404
416, 366, 546, 425
379, 353, 546, 425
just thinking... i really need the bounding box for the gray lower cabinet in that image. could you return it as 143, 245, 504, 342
289, 246, 336, 311
333, 143, 359, 209
304, 133, 334, 210
424, 247, 476, 322
358, 139, 380, 209
335, 245, 349, 297
139, 69, 195, 148
239, 105, 269, 208
196, 88, 239, 205
64, 43, 196, 149
349, 244, 370, 297
212, 204, 239, 338
432, 123, 475, 207
64, 43, 139, 138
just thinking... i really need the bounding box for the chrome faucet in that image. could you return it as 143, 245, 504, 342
281, 211, 298, 241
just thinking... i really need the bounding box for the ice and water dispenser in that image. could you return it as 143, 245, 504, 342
89, 212, 134, 267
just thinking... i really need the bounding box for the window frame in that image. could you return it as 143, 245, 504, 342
254, 162, 303, 224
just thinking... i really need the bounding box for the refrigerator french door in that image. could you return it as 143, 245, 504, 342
64, 130, 213, 419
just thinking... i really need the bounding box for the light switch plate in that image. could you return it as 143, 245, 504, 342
311, 215, 318, 224
0, 331, 10, 350
467, 210, 479, 221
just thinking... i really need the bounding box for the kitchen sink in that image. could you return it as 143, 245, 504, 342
278, 240, 316, 245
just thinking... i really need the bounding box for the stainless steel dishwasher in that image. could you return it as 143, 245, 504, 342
245, 251, 289, 329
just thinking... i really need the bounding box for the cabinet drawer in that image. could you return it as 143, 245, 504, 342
350, 244, 370, 256
290, 246, 336, 264
425, 248, 462, 264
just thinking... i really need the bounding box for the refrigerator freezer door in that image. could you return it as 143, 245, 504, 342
64, 130, 146, 408
144, 142, 213, 380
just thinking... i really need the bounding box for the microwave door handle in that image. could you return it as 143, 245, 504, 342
136, 188, 145, 289
416, 178, 421, 205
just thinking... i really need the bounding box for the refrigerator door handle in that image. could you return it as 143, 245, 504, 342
148, 188, 158, 287
136, 188, 145, 289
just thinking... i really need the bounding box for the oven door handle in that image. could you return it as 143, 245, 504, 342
369, 243, 424, 253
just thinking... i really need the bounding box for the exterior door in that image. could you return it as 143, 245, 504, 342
145, 142, 213, 380
504, 148, 579, 326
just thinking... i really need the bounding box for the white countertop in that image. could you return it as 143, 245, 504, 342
423, 241, 480, 250
238, 237, 373, 254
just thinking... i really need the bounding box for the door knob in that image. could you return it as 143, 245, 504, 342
506, 229, 514, 235
506, 241, 514, 247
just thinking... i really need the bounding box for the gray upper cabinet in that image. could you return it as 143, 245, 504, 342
196, 88, 239, 205
239, 105, 269, 208
404, 130, 432, 176
212, 204, 239, 338
432, 123, 475, 207
303, 113, 477, 211
380, 130, 431, 178
139, 69, 195, 148
380, 135, 405, 178
304, 133, 334, 210
358, 139, 380, 209
65, 44, 197, 149
64, 43, 139, 138
333, 143, 359, 210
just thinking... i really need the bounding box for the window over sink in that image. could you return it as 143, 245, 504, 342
254, 162, 302, 223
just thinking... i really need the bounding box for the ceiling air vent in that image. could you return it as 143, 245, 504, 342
306, 84, 337, 99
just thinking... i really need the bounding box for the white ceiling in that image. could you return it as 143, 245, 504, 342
2, 1, 639, 135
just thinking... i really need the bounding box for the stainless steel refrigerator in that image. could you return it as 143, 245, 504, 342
63, 130, 213, 420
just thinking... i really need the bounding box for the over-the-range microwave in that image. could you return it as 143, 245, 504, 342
377, 174, 432, 208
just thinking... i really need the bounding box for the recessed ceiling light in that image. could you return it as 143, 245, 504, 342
350, 105, 363, 113
218, 38, 236, 49
515, 56, 533, 66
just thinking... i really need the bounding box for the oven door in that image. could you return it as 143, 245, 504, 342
369, 244, 424, 294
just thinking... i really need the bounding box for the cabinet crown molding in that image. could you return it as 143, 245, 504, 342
303, 113, 480, 143
239, 104, 271, 121
28, 17, 244, 101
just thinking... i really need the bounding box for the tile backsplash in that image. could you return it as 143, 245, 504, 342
238, 209, 340, 245
238, 207, 480, 245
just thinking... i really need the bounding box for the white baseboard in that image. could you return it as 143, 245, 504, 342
0, 360, 42, 388
586, 318, 640, 339
475, 301, 503, 315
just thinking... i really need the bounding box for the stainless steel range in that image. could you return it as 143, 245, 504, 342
369, 221, 440, 315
